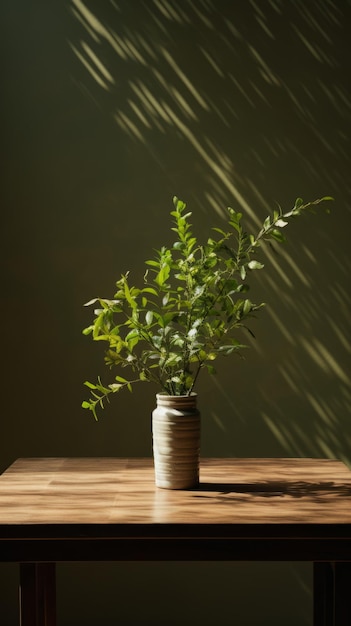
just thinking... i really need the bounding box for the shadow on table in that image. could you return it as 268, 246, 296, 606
192, 481, 351, 499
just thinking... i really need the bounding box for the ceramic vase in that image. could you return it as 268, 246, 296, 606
152, 393, 201, 489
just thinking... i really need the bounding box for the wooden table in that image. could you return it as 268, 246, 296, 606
0, 457, 351, 626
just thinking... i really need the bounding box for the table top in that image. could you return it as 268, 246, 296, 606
1, 456, 351, 526
1, 457, 351, 562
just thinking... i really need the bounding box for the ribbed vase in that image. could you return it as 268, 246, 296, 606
152, 393, 201, 489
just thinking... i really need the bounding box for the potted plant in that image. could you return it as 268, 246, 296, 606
82, 195, 332, 488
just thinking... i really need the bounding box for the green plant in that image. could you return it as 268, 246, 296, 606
82, 195, 332, 419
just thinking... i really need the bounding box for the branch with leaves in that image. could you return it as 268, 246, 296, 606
82, 194, 332, 419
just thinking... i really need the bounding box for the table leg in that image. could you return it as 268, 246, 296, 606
314, 562, 351, 626
334, 563, 351, 626
20, 563, 56, 626
313, 562, 333, 625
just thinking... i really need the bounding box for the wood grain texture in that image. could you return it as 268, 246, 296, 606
0, 457, 350, 526
1, 458, 350, 626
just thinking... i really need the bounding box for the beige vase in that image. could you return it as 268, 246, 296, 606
152, 393, 201, 489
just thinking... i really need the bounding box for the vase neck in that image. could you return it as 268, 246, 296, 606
156, 393, 197, 409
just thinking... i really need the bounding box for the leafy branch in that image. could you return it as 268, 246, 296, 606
82, 194, 332, 419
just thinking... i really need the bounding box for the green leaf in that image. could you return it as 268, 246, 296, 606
155, 266, 170, 287
92, 312, 104, 338
171, 337, 184, 347
84, 298, 99, 307
173, 241, 184, 250
212, 227, 229, 237
188, 327, 198, 338
84, 381, 97, 390
142, 287, 158, 296
248, 260, 264, 270
243, 299, 252, 315
263, 216, 271, 229
173, 197, 186, 212
240, 266, 246, 280
270, 229, 286, 243
108, 383, 123, 392
164, 354, 182, 367
158, 312, 176, 327
82, 325, 94, 335
125, 329, 139, 341
228, 208, 242, 222
218, 345, 240, 355
124, 281, 137, 309
145, 310, 153, 325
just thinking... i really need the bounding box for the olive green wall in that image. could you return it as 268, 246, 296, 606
1, 1, 350, 624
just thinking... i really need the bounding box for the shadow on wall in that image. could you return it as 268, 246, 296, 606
67, 0, 350, 209
67, 0, 351, 466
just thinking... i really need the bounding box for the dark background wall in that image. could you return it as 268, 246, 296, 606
1, 1, 350, 624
